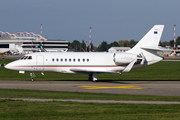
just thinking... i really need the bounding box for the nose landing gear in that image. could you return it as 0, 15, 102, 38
30, 72, 35, 82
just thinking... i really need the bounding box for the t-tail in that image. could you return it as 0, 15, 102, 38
39, 43, 47, 52
127, 25, 166, 65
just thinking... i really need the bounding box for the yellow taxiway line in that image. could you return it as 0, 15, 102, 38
77, 85, 147, 89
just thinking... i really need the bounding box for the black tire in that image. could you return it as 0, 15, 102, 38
89, 74, 93, 81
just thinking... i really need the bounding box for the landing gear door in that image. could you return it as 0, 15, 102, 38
36, 55, 44, 71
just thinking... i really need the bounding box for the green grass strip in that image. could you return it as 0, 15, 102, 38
1, 100, 180, 120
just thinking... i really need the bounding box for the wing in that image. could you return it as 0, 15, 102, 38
70, 68, 119, 74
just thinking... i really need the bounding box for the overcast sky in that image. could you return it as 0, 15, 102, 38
0, 0, 179, 45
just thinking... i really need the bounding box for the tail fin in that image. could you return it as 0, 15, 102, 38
127, 25, 164, 65
39, 43, 47, 52
128, 25, 164, 53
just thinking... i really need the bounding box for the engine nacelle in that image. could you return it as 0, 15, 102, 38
114, 53, 137, 65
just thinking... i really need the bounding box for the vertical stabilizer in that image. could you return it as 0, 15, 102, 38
127, 25, 164, 54
127, 25, 164, 65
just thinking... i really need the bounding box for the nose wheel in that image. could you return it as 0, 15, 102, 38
30, 72, 35, 82
31, 78, 34, 82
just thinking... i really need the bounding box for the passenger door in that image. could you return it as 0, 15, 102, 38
36, 55, 44, 71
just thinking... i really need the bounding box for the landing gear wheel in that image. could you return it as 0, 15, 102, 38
93, 79, 96, 82
89, 74, 93, 81
31, 78, 34, 82
89, 73, 97, 82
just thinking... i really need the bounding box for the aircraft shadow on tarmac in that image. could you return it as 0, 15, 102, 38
52, 79, 154, 84
52, 79, 180, 84
52, 79, 129, 84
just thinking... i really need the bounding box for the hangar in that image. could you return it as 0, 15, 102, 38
0, 31, 68, 54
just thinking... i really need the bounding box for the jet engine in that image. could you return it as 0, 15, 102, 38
113, 53, 137, 65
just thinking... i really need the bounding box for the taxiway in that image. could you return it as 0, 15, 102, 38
0, 80, 180, 96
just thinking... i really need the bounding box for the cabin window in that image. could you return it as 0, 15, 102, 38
52, 58, 54, 62
69, 59, 71, 62
56, 58, 59, 62
78, 59, 80, 62
83, 59, 85, 62
61, 58, 63, 62
65, 59, 67, 62
87, 59, 89, 62
73, 59, 75, 62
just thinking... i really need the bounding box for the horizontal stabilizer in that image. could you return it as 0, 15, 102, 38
70, 68, 119, 74
140, 46, 172, 51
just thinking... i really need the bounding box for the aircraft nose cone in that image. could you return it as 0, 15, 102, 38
4, 60, 23, 71
4, 61, 18, 70
5, 63, 11, 69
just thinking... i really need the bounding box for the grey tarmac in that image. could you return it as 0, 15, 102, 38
0, 80, 180, 96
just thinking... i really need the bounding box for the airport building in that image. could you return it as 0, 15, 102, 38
108, 47, 131, 53
0, 32, 68, 54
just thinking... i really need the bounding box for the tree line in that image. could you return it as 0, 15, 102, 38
160, 36, 180, 47
68, 40, 94, 52
68, 37, 180, 52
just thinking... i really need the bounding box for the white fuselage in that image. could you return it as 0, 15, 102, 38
5, 52, 147, 74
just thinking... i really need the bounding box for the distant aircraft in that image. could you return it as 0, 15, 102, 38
0, 49, 19, 54
39, 43, 66, 52
39, 43, 47, 52
5, 25, 169, 82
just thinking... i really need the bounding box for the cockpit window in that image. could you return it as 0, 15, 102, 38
20, 56, 32, 60
20, 56, 25, 60
23, 56, 28, 60
27, 56, 32, 59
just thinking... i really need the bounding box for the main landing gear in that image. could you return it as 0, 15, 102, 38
89, 73, 97, 82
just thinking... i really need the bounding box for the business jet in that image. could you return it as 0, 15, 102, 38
5, 25, 169, 82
